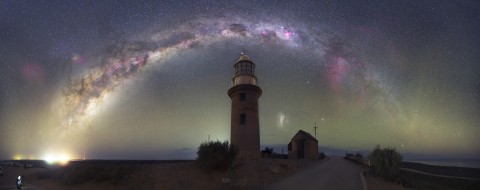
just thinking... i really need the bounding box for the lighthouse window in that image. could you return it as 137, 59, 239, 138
236, 62, 254, 75
240, 114, 246, 125
241, 63, 247, 73
246, 67, 252, 74
240, 93, 246, 101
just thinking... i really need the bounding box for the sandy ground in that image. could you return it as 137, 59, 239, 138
1, 158, 412, 190
0, 166, 47, 190
10, 159, 319, 190
364, 172, 406, 190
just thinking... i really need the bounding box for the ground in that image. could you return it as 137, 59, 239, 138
0, 166, 46, 190
267, 156, 363, 190
1, 159, 321, 190
7, 158, 471, 190
364, 172, 406, 190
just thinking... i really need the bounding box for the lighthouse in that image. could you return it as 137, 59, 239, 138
228, 53, 262, 160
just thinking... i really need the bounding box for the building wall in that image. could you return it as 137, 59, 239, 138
288, 133, 319, 160
229, 84, 262, 160
305, 140, 319, 160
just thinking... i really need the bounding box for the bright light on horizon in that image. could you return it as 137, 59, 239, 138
43, 152, 71, 165
13, 154, 23, 160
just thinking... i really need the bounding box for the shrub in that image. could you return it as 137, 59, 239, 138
355, 152, 363, 159
345, 152, 354, 158
195, 140, 237, 172
368, 145, 403, 180
261, 147, 273, 158
318, 152, 325, 159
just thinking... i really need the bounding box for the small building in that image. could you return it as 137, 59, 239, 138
288, 130, 318, 160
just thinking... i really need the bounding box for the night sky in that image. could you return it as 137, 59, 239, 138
1, 0, 479, 160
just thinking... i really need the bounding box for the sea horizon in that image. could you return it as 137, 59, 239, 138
406, 159, 480, 169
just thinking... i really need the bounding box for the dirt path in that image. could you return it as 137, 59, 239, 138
267, 157, 364, 190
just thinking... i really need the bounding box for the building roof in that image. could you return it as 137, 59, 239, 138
291, 130, 318, 142
234, 53, 255, 66
238, 53, 250, 62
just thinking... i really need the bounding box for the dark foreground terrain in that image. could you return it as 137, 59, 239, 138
2, 159, 480, 190
401, 161, 480, 179
1, 159, 317, 190
399, 162, 480, 190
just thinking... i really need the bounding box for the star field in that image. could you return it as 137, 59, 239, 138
0, 0, 479, 160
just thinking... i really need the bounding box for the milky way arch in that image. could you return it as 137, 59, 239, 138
56, 16, 395, 141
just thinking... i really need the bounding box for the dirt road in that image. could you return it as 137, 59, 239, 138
267, 157, 364, 190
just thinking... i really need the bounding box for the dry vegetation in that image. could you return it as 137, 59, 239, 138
27, 159, 320, 190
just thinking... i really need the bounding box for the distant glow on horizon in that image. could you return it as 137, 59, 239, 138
43, 152, 71, 165
13, 154, 23, 160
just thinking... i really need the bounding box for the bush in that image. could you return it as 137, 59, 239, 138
368, 145, 403, 180
261, 147, 273, 158
355, 152, 363, 159
195, 140, 237, 172
345, 152, 354, 158
318, 152, 325, 159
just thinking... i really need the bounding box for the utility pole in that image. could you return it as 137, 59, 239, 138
314, 122, 318, 139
